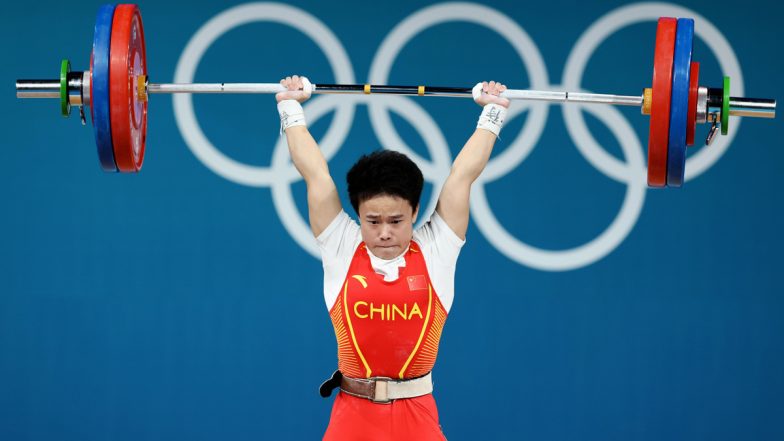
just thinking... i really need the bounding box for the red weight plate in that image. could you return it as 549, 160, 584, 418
647, 17, 677, 187
686, 62, 699, 146
110, 4, 147, 173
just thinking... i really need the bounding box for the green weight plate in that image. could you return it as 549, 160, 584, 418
721, 76, 730, 136
60, 59, 70, 117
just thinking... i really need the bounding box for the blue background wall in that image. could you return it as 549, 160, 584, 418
2, 1, 782, 439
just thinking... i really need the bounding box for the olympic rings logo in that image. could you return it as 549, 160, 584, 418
173, 2, 744, 271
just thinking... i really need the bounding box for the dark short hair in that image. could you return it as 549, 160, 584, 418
346, 150, 424, 215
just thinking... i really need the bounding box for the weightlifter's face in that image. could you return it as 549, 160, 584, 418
358, 194, 418, 260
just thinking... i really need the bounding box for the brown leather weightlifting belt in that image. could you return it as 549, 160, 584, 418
319, 370, 433, 404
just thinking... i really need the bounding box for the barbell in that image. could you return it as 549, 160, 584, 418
15, 4, 777, 188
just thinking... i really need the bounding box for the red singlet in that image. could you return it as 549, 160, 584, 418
323, 241, 448, 440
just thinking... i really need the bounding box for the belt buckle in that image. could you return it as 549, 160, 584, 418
371, 377, 392, 404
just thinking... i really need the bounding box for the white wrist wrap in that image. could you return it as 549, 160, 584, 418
476, 103, 507, 137
278, 99, 306, 132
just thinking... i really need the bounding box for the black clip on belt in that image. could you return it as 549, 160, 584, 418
319, 370, 343, 398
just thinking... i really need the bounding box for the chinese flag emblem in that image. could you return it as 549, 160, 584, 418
407, 275, 427, 291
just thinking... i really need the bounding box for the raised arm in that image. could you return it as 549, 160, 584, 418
276, 75, 342, 237
436, 81, 510, 240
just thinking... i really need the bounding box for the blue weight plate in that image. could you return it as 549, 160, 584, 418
666, 18, 694, 187
92, 4, 117, 172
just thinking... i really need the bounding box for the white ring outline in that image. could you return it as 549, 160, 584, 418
471, 101, 647, 271
562, 2, 744, 184
368, 2, 551, 183
470, 2, 744, 271
172, 2, 356, 187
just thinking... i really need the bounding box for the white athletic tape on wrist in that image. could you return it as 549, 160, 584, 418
477, 103, 507, 137
278, 99, 306, 133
